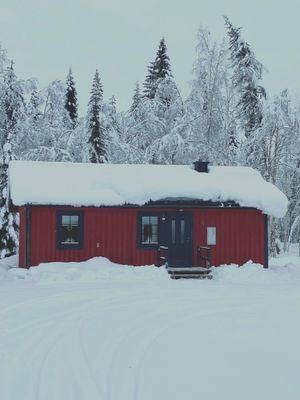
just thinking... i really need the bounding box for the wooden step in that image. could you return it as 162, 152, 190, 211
170, 273, 213, 280
167, 267, 211, 273
167, 266, 213, 280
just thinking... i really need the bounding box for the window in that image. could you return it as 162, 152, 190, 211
142, 216, 158, 244
61, 215, 79, 244
207, 227, 216, 245
57, 211, 83, 249
180, 219, 185, 244
171, 219, 176, 244
138, 214, 159, 248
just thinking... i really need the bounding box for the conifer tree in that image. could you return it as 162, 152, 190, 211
130, 82, 142, 117
224, 16, 266, 138
108, 95, 117, 117
87, 70, 106, 163
106, 95, 118, 132
155, 37, 172, 80
65, 68, 78, 128
143, 62, 157, 99
28, 89, 40, 122
143, 37, 172, 99
0, 62, 24, 258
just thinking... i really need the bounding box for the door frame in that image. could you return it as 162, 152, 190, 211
163, 211, 194, 268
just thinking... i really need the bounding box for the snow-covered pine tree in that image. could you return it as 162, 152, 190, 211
15, 87, 41, 158
0, 62, 24, 258
143, 62, 157, 100
0, 43, 9, 80
139, 37, 184, 161
67, 117, 88, 162
145, 78, 186, 164
102, 95, 121, 161
87, 70, 107, 163
28, 88, 41, 122
65, 68, 78, 128
108, 95, 117, 118
19, 80, 73, 162
130, 82, 142, 117
155, 37, 172, 80
224, 16, 266, 139
0, 147, 18, 259
143, 37, 172, 99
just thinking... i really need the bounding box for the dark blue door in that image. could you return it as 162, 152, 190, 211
165, 213, 193, 268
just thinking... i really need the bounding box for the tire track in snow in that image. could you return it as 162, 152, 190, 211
0, 292, 117, 400
104, 293, 227, 400
104, 293, 198, 400
0, 287, 160, 400
1, 298, 104, 400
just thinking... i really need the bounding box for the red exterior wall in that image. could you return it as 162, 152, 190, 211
193, 208, 265, 267
18, 206, 265, 268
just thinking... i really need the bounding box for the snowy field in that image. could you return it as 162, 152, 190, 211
1, 253, 300, 400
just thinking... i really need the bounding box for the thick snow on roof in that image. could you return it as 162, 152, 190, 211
8, 161, 288, 217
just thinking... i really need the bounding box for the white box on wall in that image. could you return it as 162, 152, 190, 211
207, 227, 216, 245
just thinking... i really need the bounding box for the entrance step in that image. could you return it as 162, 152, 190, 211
166, 266, 213, 280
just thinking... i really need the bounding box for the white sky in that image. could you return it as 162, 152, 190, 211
0, 0, 298, 114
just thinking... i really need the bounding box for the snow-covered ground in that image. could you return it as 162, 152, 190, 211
1, 252, 300, 400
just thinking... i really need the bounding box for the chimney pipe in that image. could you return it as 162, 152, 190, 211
193, 160, 210, 173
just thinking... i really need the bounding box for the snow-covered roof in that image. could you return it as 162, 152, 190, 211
8, 161, 288, 217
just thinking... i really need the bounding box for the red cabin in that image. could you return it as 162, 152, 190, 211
9, 160, 287, 269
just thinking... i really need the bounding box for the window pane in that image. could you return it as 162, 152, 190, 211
62, 215, 70, 225
61, 226, 79, 244
142, 216, 150, 225
142, 224, 152, 243
151, 234, 158, 243
70, 215, 79, 226
171, 220, 176, 244
150, 216, 158, 225
180, 220, 185, 244
152, 224, 158, 234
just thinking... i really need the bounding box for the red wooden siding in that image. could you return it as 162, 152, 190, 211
193, 209, 264, 267
18, 206, 265, 268
28, 207, 158, 267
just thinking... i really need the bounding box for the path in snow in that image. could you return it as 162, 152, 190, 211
1, 257, 300, 400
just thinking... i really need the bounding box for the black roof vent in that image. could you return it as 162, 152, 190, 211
193, 160, 210, 173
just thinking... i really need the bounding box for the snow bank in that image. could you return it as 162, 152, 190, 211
2, 254, 300, 286
0, 255, 19, 282
0, 256, 166, 284
9, 161, 288, 217
213, 259, 300, 285
26, 257, 166, 284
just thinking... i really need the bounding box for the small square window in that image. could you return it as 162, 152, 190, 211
57, 211, 83, 250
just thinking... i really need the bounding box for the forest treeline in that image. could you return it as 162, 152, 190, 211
0, 17, 299, 258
